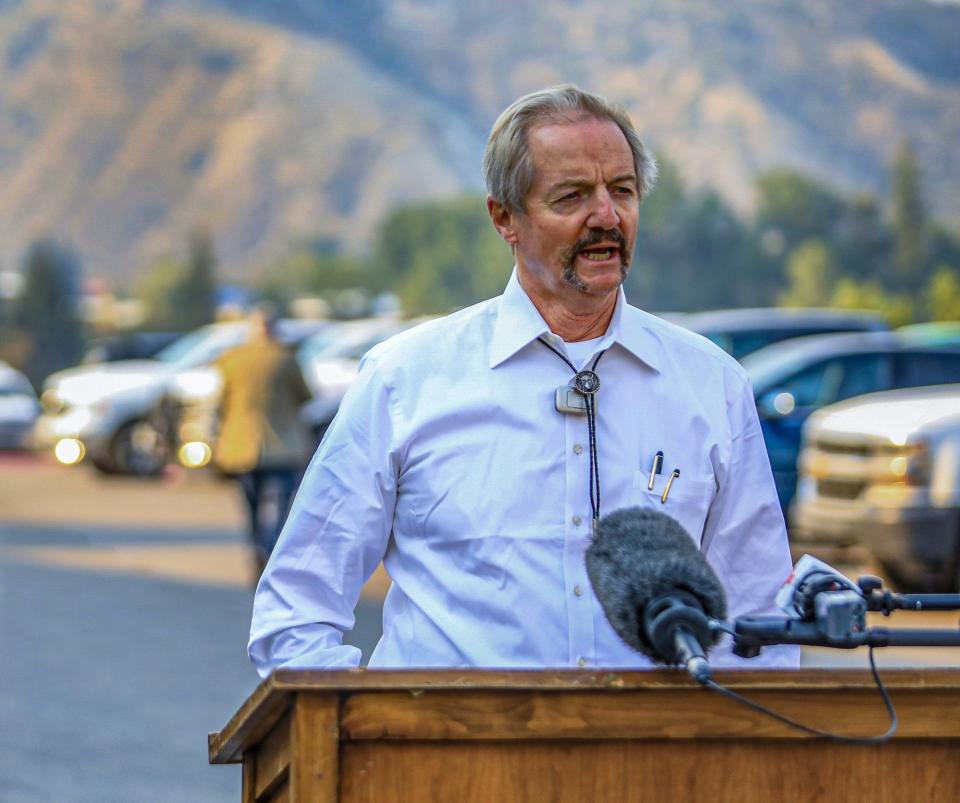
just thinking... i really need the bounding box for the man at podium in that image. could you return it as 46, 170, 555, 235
248, 85, 799, 675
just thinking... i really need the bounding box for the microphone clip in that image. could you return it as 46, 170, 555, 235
643, 591, 715, 666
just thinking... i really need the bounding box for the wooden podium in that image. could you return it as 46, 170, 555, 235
209, 668, 960, 802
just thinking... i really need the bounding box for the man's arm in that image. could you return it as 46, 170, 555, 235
248, 353, 398, 676
701, 370, 800, 668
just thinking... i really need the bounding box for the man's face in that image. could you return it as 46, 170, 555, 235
493, 117, 640, 308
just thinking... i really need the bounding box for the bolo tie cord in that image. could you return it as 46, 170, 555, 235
537, 337, 607, 529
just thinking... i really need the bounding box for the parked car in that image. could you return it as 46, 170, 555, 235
676, 307, 889, 361
299, 316, 434, 443
791, 384, 960, 591
741, 331, 960, 512
34, 319, 325, 475
81, 331, 183, 364
169, 316, 420, 468
166, 319, 363, 468
0, 361, 40, 450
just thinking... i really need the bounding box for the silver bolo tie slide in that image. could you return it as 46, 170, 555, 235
555, 369, 600, 415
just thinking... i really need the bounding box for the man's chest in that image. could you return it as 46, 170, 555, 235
392, 358, 729, 545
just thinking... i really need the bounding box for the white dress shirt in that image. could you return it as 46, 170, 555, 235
249, 272, 800, 675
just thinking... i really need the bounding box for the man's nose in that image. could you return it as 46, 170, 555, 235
587, 189, 620, 230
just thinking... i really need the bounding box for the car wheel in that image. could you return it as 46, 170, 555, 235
89, 452, 120, 474
109, 419, 168, 476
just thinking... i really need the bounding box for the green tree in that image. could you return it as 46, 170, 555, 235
11, 238, 87, 388
754, 169, 848, 257
627, 157, 767, 311
174, 230, 217, 328
924, 267, 960, 321
752, 170, 898, 297
928, 224, 960, 281
135, 258, 190, 330
257, 247, 371, 310
778, 239, 836, 307
135, 232, 217, 330
831, 193, 892, 283
374, 196, 512, 314
829, 279, 914, 327
890, 139, 928, 289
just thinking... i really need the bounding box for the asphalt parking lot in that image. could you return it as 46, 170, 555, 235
0, 455, 385, 803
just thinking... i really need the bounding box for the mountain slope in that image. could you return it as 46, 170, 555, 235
0, 0, 957, 281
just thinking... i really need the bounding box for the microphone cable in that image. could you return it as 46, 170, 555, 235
702, 645, 898, 744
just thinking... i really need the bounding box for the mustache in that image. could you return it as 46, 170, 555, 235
573, 228, 627, 253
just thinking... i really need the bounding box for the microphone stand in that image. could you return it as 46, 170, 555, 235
728, 616, 960, 657
858, 575, 960, 614
726, 576, 960, 658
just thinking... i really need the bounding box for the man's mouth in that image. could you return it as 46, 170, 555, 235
579, 247, 618, 262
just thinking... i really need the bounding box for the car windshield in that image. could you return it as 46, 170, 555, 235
153, 325, 245, 369
298, 321, 399, 365
741, 340, 820, 395
702, 331, 793, 360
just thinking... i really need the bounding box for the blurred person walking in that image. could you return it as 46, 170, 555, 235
214, 305, 313, 576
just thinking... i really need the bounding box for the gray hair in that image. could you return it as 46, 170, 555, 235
483, 85, 658, 213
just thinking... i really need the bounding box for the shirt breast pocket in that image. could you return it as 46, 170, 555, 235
632, 471, 716, 545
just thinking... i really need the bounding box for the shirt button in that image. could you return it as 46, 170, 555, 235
573, 444, 584, 455
578, 657, 587, 667
573, 585, 583, 597
572, 515, 582, 526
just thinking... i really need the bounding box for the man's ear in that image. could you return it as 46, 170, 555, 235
487, 197, 520, 247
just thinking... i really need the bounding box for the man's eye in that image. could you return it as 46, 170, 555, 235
614, 186, 636, 196
556, 192, 580, 202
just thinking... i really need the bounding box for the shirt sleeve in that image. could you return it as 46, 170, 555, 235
701, 370, 801, 668
248, 352, 399, 676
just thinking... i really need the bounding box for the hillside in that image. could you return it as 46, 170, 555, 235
0, 0, 957, 281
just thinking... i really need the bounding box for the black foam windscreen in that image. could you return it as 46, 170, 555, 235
585, 506, 728, 658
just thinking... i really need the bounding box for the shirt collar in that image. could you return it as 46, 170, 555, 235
489, 269, 661, 374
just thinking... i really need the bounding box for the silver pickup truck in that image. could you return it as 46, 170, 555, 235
791, 384, 960, 591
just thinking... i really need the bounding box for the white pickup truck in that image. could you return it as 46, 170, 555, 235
791, 384, 960, 591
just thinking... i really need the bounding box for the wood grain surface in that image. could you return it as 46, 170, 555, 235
339, 740, 960, 803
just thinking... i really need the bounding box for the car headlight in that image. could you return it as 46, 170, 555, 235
873, 441, 930, 487
41, 388, 64, 414
903, 441, 931, 486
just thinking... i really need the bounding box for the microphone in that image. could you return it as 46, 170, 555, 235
585, 507, 727, 683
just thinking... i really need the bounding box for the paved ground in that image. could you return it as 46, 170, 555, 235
0, 454, 385, 803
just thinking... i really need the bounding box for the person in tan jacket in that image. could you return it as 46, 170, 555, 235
215, 305, 313, 573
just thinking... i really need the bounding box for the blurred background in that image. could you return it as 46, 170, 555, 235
2, 1, 960, 800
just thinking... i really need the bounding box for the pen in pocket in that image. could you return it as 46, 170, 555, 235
660, 468, 680, 503
647, 450, 663, 491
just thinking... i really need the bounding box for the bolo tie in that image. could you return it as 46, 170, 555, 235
538, 337, 607, 532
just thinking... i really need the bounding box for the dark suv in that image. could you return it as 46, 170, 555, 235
741, 331, 960, 512
675, 307, 889, 361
